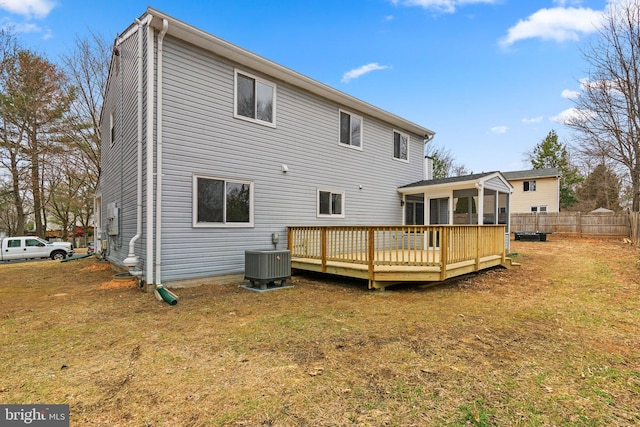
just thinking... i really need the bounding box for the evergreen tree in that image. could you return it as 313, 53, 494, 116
576, 164, 621, 211
528, 130, 583, 209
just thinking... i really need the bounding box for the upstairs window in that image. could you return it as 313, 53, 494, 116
317, 189, 345, 218
523, 180, 536, 192
109, 112, 115, 146
339, 110, 362, 150
234, 70, 276, 127
393, 130, 409, 161
194, 175, 253, 227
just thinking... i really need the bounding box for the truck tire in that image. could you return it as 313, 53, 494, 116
51, 251, 67, 261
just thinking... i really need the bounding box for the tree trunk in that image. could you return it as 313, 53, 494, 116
30, 149, 43, 237
9, 150, 25, 235
633, 169, 640, 212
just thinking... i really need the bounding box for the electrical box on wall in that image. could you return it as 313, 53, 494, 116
106, 202, 119, 236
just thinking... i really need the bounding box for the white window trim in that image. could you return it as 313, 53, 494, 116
233, 69, 277, 128
338, 109, 364, 151
392, 129, 410, 163
317, 188, 346, 218
530, 205, 548, 212
524, 180, 537, 192
193, 175, 255, 228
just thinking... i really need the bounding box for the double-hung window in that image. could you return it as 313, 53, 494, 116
393, 130, 409, 161
339, 110, 362, 150
523, 180, 536, 192
317, 189, 345, 218
194, 175, 253, 227
234, 70, 276, 127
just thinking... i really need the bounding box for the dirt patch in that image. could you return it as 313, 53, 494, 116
1, 238, 639, 426
98, 279, 138, 290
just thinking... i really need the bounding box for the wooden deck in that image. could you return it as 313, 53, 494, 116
287, 225, 516, 290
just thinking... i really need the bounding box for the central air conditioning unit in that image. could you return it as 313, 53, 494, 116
244, 249, 291, 290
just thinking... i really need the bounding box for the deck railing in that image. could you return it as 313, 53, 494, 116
287, 225, 506, 278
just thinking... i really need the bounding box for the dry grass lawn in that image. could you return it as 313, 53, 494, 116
1, 236, 639, 426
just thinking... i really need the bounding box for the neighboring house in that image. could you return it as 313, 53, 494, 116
97, 8, 435, 288
503, 168, 561, 213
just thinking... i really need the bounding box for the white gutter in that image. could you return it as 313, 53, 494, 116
145, 18, 155, 286
122, 18, 145, 274
144, 7, 434, 139
155, 19, 169, 285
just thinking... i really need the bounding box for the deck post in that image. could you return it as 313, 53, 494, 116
475, 226, 481, 271
287, 227, 292, 251
321, 228, 327, 273
439, 226, 448, 281
368, 228, 375, 289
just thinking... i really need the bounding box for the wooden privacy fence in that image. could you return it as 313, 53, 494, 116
511, 212, 630, 237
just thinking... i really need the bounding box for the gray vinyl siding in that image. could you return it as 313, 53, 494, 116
157, 35, 425, 282
99, 28, 148, 271
485, 176, 511, 193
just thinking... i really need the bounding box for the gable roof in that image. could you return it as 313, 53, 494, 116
132, 7, 434, 139
502, 168, 561, 180
398, 171, 512, 194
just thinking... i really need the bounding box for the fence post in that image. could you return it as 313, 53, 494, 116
578, 212, 582, 237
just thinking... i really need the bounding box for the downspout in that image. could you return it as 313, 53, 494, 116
122, 18, 145, 276
145, 17, 155, 287
155, 19, 169, 286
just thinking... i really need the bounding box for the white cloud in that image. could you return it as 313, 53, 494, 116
1, 18, 51, 39
561, 89, 580, 99
522, 116, 544, 124
341, 63, 390, 83
0, 0, 56, 19
551, 107, 596, 124
500, 6, 604, 47
491, 126, 508, 134
384, 15, 394, 22
553, 0, 583, 6
390, 0, 497, 14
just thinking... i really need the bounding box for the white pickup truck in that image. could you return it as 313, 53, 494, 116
0, 236, 74, 261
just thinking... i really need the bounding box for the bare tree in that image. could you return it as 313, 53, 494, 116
60, 31, 110, 190
567, 0, 640, 210
425, 143, 470, 178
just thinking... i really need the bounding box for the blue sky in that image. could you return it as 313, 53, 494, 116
0, 0, 615, 173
